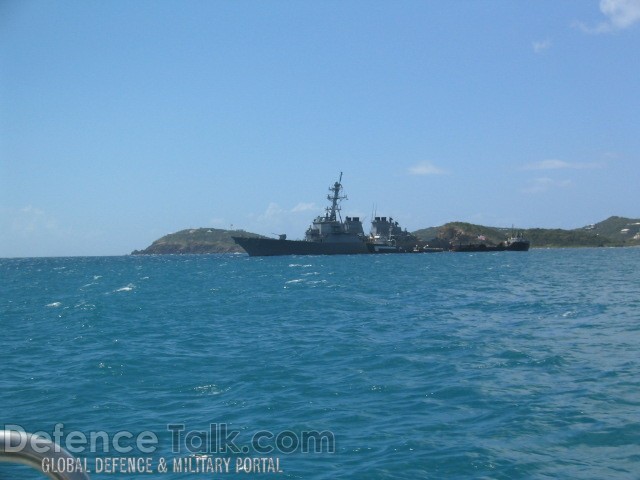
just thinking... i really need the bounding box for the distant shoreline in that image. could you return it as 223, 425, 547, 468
131, 216, 640, 255
3, 244, 640, 260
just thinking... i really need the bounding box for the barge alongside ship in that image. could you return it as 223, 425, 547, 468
450, 233, 530, 252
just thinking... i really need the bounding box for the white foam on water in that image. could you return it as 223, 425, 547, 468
115, 283, 135, 292
46, 302, 62, 307
193, 384, 228, 396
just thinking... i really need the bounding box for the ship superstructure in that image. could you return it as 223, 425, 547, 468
304, 173, 366, 244
232, 173, 369, 256
367, 216, 422, 253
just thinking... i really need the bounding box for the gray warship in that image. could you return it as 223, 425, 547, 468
233, 173, 370, 256
367, 216, 423, 253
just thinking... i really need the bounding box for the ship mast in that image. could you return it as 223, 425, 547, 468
326, 172, 346, 221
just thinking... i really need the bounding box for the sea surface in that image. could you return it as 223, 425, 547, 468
2, 249, 640, 479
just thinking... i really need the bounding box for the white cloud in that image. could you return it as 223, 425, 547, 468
257, 202, 284, 221
522, 159, 603, 170
532, 39, 552, 53
601, 0, 640, 28
576, 0, 640, 33
0, 206, 75, 256
3, 205, 58, 235
291, 202, 316, 213
255, 201, 318, 222
522, 177, 573, 193
408, 162, 448, 176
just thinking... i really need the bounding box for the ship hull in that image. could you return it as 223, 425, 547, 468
367, 243, 414, 253
505, 241, 530, 252
451, 241, 530, 252
233, 237, 370, 256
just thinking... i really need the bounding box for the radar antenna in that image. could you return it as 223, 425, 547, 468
326, 172, 347, 221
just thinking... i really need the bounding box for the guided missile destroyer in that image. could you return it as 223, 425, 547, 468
233, 173, 370, 256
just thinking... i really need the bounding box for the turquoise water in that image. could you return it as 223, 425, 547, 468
2, 249, 640, 479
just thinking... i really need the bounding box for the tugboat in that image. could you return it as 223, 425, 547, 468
503, 232, 531, 251
233, 173, 370, 256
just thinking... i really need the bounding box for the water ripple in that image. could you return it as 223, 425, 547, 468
2, 249, 640, 478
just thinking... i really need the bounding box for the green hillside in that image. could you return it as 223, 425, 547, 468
131, 228, 266, 254
414, 222, 506, 246
582, 216, 640, 243
413, 216, 640, 248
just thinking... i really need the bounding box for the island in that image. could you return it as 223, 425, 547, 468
132, 216, 640, 255
131, 229, 266, 255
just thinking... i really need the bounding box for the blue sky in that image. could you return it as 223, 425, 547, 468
1, 0, 639, 257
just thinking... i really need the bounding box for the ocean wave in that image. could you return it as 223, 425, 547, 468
4, 249, 640, 479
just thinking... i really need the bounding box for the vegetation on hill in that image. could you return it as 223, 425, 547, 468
133, 216, 640, 254
413, 216, 640, 248
582, 216, 640, 243
131, 228, 266, 254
